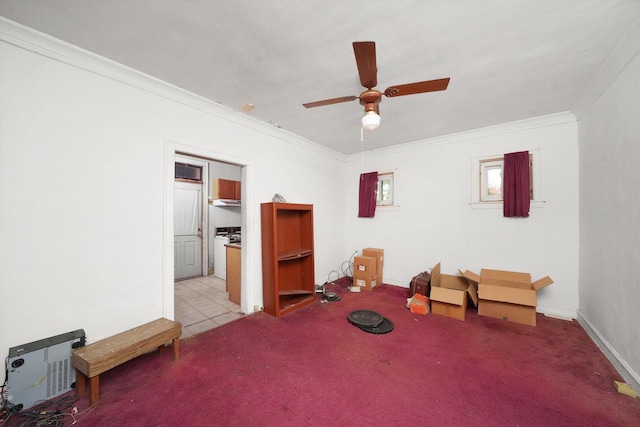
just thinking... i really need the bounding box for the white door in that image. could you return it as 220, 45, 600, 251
174, 181, 203, 280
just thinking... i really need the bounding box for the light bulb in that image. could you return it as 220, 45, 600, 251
361, 111, 381, 130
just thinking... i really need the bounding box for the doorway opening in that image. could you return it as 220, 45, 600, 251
170, 150, 248, 338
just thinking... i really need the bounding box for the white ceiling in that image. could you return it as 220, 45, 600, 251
1, 0, 639, 154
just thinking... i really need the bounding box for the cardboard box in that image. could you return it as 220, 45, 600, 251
353, 274, 378, 291
429, 263, 471, 321
409, 293, 429, 315
476, 268, 553, 326
353, 255, 378, 290
353, 255, 376, 277
431, 287, 467, 320
362, 248, 384, 284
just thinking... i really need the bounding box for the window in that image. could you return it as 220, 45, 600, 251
480, 158, 504, 202
477, 154, 534, 203
376, 171, 394, 206
175, 162, 203, 182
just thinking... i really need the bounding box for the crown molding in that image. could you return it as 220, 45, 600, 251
347, 111, 576, 162
0, 17, 347, 162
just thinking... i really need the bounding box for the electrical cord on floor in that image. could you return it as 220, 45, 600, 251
0, 391, 79, 427
318, 251, 361, 301
326, 270, 340, 284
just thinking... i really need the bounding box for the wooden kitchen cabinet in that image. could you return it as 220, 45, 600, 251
261, 202, 315, 318
226, 244, 241, 305
212, 178, 241, 200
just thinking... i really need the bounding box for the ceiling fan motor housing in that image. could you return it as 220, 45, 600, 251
360, 90, 381, 115
359, 89, 382, 106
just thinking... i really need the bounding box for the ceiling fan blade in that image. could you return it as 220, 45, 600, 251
303, 96, 358, 108
353, 41, 377, 89
384, 78, 450, 97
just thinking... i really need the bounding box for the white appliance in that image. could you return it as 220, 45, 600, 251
214, 235, 229, 279
213, 227, 240, 280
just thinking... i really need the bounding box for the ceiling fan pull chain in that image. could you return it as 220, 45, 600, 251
360, 128, 365, 173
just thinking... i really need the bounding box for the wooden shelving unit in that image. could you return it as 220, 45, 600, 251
261, 202, 315, 318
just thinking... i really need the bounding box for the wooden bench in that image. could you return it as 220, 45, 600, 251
71, 318, 182, 406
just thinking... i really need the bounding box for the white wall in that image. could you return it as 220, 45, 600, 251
345, 113, 580, 318
0, 21, 347, 372
576, 26, 640, 386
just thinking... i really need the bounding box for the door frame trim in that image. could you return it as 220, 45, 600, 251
163, 139, 254, 319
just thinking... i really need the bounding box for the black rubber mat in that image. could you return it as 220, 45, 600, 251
358, 317, 394, 334
347, 310, 384, 327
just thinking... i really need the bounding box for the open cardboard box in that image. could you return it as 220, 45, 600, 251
429, 263, 476, 321
475, 268, 553, 326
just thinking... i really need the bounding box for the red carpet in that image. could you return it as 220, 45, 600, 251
25, 283, 640, 426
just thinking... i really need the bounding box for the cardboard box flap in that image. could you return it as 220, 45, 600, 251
532, 276, 554, 291
433, 263, 466, 289
459, 269, 480, 285
466, 282, 478, 306
458, 269, 479, 306
440, 274, 468, 291
430, 286, 465, 306
480, 269, 532, 289
431, 262, 441, 287
478, 284, 537, 307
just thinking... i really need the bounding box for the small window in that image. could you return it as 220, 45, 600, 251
175, 162, 202, 182
376, 171, 394, 206
480, 158, 503, 202
479, 155, 533, 202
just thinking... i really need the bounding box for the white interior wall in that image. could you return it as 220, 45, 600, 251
577, 34, 640, 386
345, 113, 580, 318
0, 24, 348, 370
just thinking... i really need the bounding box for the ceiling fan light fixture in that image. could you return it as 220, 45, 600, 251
361, 110, 381, 130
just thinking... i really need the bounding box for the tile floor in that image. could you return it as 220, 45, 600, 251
175, 275, 243, 339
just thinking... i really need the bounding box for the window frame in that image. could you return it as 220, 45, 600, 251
479, 157, 504, 202
376, 171, 394, 206
470, 150, 543, 209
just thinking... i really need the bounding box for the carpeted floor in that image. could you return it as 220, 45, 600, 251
16, 282, 640, 426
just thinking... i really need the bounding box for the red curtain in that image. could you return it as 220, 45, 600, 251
503, 151, 530, 217
358, 172, 378, 218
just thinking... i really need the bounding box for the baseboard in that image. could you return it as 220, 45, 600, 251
577, 310, 640, 393
537, 304, 576, 320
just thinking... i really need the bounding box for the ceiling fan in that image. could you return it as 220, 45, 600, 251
303, 41, 450, 130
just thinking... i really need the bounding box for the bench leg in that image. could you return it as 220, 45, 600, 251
76, 370, 87, 397
89, 375, 100, 406
173, 337, 180, 361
